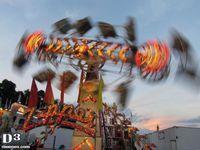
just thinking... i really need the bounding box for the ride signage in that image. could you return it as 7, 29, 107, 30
20, 104, 96, 137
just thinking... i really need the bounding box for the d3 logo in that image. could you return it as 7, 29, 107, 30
2, 133, 21, 143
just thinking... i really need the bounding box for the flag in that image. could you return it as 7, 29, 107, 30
44, 77, 54, 105
60, 74, 65, 104
28, 79, 38, 108
97, 75, 104, 111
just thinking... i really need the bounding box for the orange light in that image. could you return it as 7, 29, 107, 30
74, 138, 94, 150
24, 31, 45, 53
135, 40, 170, 73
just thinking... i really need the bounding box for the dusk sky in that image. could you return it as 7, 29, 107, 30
0, 0, 200, 131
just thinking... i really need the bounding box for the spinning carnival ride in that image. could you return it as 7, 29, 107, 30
10, 17, 174, 149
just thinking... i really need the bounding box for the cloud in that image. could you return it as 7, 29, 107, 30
0, 0, 27, 6
179, 116, 200, 124
65, 9, 80, 19
135, 115, 181, 131
133, 114, 151, 124
127, 82, 200, 131
149, 0, 169, 19
136, 115, 200, 133
176, 116, 200, 128
0, 0, 15, 5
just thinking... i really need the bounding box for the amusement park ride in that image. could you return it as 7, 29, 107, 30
0, 17, 195, 149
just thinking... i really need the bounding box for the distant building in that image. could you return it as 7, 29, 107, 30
145, 126, 200, 150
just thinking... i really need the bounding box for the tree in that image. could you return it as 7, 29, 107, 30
0, 79, 46, 109
0, 79, 17, 108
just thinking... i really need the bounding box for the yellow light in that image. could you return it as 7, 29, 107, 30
18, 107, 25, 113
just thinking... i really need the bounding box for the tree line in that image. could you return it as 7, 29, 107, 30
0, 79, 45, 109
